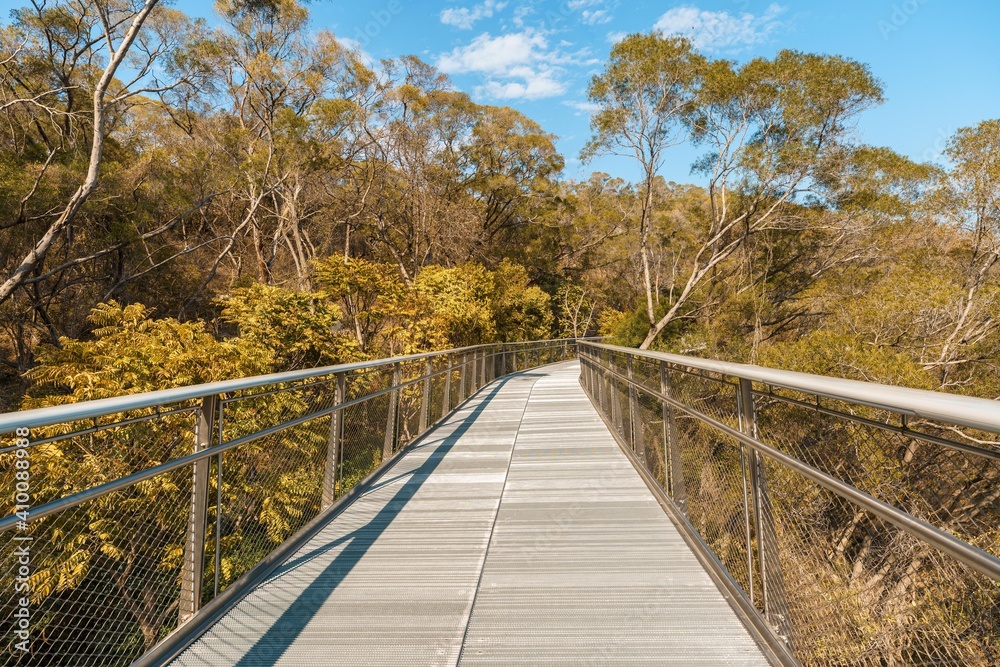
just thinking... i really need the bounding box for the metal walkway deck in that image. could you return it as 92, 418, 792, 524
170, 362, 770, 666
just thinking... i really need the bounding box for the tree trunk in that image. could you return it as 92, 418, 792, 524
0, 0, 160, 304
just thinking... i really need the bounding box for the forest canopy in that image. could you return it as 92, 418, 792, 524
2, 3, 1000, 665
1, 0, 999, 412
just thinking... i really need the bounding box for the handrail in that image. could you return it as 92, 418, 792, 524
578, 340, 1000, 666
582, 341, 1000, 435
0, 337, 581, 666
0, 372, 420, 533
0, 338, 575, 434
590, 359, 1000, 582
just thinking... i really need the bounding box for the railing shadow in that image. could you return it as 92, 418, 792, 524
226, 371, 537, 665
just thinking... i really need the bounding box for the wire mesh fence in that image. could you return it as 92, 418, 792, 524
579, 342, 1000, 667
0, 339, 576, 666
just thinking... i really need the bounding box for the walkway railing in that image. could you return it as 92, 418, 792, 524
0, 339, 578, 666
579, 341, 1000, 667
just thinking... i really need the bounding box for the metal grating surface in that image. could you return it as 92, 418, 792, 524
169, 362, 770, 666
457, 364, 770, 666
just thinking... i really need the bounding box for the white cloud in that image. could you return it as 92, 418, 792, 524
437, 29, 579, 100
654, 3, 786, 51
569, 0, 615, 25
440, 0, 508, 30
334, 36, 376, 66
606, 30, 627, 44
563, 100, 601, 116
335, 36, 363, 51
482, 72, 566, 100
581, 9, 612, 25
437, 31, 547, 74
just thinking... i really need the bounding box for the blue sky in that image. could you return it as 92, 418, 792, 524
6, 0, 998, 184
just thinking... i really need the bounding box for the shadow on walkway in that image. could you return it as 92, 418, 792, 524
231, 372, 536, 666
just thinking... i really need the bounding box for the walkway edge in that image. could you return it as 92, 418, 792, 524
131, 375, 513, 667
579, 376, 802, 667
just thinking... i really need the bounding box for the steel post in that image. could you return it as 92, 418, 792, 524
739, 377, 793, 647
442, 355, 452, 419
180, 394, 217, 622
459, 354, 467, 403
322, 373, 346, 509
419, 360, 431, 432
661, 362, 687, 515
383, 364, 401, 460
627, 357, 641, 452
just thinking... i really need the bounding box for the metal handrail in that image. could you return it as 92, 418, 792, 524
0, 340, 578, 532
582, 341, 1000, 435
0, 339, 581, 528
589, 358, 1000, 582
0, 338, 572, 434
578, 341, 1000, 667
0, 337, 581, 666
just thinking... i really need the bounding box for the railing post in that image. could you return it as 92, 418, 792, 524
459, 353, 467, 403
739, 377, 793, 647
419, 360, 431, 432
603, 352, 612, 416
586, 352, 594, 393
594, 351, 603, 409
323, 373, 346, 509
479, 349, 487, 387
383, 363, 401, 460
627, 356, 641, 452
738, 419, 756, 608
661, 362, 687, 516
180, 394, 217, 623
603, 358, 611, 422
472, 350, 480, 391
467, 352, 475, 394
609, 356, 623, 436
583, 353, 590, 391
442, 354, 452, 419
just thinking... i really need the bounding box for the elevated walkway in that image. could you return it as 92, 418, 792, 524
170, 362, 770, 666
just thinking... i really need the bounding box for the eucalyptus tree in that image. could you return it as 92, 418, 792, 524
367, 58, 562, 278
928, 120, 1000, 386
369, 58, 476, 277
583, 33, 704, 339
585, 36, 885, 349
464, 104, 563, 258
0, 0, 166, 305
191, 0, 374, 289
0, 0, 283, 307
659, 51, 885, 349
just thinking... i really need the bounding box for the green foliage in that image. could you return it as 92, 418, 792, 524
25, 302, 264, 404
217, 283, 359, 370
597, 308, 628, 341
760, 330, 935, 389
483, 259, 553, 342
312, 257, 412, 353
312, 256, 552, 353
413, 264, 498, 347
